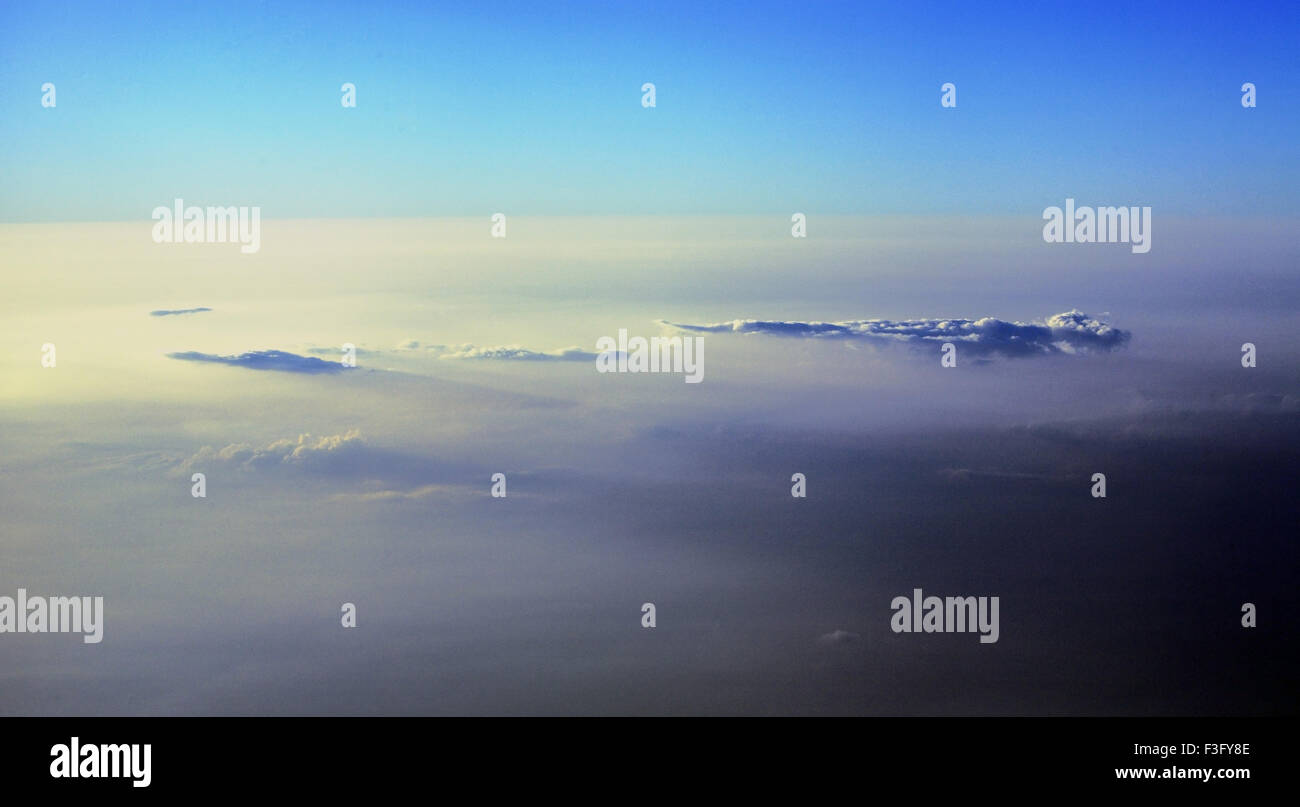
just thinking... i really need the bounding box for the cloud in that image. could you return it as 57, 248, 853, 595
938, 468, 1059, 483
169, 430, 499, 493
660, 310, 1130, 358
328, 483, 472, 503
431, 344, 597, 362
302, 343, 597, 362
175, 430, 365, 474
167, 349, 350, 374
817, 629, 861, 645
305, 346, 380, 358
150, 307, 212, 317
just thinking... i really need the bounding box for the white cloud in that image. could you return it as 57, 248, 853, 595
661, 310, 1130, 358
176, 430, 364, 474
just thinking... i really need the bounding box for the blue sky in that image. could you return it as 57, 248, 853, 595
2, 0, 1298, 219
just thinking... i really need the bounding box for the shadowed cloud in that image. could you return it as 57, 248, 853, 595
151, 307, 212, 317
817, 629, 861, 645
167, 349, 349, 374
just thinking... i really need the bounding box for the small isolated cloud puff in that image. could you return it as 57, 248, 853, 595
660, 310, 1130, 358
150, 307, 212, 317
167, 349, 350, 374
818, 629, 861, 645
431, 344, 596, 361
176, 430, 364, 474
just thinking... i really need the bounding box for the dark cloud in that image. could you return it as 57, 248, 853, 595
150, 307, 212, 317
166, 349, 350, 374
8, 407, 1298, 715
661, 309, 1130, 357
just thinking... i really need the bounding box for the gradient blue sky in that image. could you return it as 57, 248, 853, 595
2, 0, 1297, 220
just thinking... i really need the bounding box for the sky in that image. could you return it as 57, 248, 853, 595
0, 2, 1297, 715
2, 0, 1299, 220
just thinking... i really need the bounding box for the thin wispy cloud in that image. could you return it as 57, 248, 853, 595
328, 483, 479, 503
306, 346, 380, 357
431, 344, 596, 361
818, 629, 861, 645
167, 349, 350, 374
938, 468, 1061, 483
304, 343, 597, 361
150, 307, 212, 317
660, 310, 1130, 357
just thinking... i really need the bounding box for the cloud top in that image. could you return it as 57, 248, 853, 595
432, 344, 596, 361
660, 310, 1129, 357
167, 349, 349, 374
177, 430, 365, 474
304, 343, 597, 362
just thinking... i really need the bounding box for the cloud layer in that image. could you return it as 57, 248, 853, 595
176, 430, 365, 474
431, 344, 596, 361
167, 349, 349, 374
307, 342, 598, 362
661, 310, 1130, 357
150, 307, 212, 317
